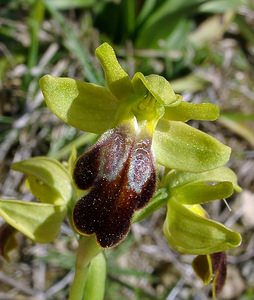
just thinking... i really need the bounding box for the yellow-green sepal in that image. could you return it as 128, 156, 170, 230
166, 167, 241, 191
163, 198, 241, 255
0, 200, 65, 243
95, 42, 133, 99
40, 75, 119, 134
153, 120, 231, 172
12, 157, 73, 206
163, 101, 219, 121
171, 181, 234, 205
165, 167, 241, 204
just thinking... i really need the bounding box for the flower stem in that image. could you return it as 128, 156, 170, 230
68, 235, 101, 300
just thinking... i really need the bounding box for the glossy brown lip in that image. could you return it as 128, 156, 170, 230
73, 125, 156, 248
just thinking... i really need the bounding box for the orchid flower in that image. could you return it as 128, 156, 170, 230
39, 43, 240, 253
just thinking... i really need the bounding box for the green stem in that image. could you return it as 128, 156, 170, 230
68, 236, 101, 300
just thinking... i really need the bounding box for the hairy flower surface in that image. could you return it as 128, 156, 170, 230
73, 122, 156, 247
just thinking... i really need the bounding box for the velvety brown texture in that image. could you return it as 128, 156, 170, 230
73, 125, 156, 248
211, 252, 227, 296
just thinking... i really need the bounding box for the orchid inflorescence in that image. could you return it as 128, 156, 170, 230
0, 43, 241, 299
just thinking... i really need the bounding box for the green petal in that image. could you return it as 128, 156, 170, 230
95, 43, 133, 99
12, 157, 72, 205
163, 198, 241, 255
40, 75, 119, 134
132, 72, 181, 106
166, 167, 241, 191
0, 199, 65, 243
153, 120, 231, 172
171, 181, 234, 205
163, 102, 219, 121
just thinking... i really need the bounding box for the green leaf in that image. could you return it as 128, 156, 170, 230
45, 0, 95, 10
136, 0, 203, 47
198, 0, 242, 13
12, 157, 72, 205
166, 167, 241, 192
40, 75, 119, 134
163, 102, 219, 122
171, 182, 234, 205
153, 120, 231, 172
163, 198, 241, 255
132, 72, 181, 106
95, 43, 133, 99
45, 2, 101, 83
83, 253, 106, 300
0, 200, 65, 243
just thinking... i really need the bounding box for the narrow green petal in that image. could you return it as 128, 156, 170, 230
132, 72, 181, 106
163, 198, 241, 255
0, 200, 65, 243
171, 181, 234, 205
163, 102, 219, 121
153, 120, 231, 172
12, 157, 72, 205
166, 167, 241, 192
40, 75, 119, 134
95, 43, 133, 99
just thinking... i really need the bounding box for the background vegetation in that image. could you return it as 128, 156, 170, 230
0, 0, 254, 299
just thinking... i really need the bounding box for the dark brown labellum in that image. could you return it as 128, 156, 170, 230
73, 125, 156, 248
211, 252, 227, 296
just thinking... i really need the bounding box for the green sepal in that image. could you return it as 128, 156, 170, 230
171, 182, 234, 205
153, 120, 231, 172
26, 175, 62, 205
163, 102, 219, 122
39, 75, 119, 134
12, 157, 73, 205
83, 253, 106, 300
163, 198, 241, 255
132, 72, 181, 107
166, 167, 241, 192
95, 42, 133, 99
165, 166, 241, 204
192, 255, 213, 285
0, 199, 65, 243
